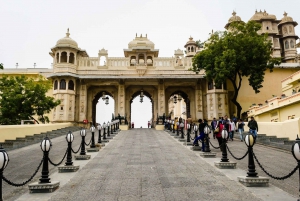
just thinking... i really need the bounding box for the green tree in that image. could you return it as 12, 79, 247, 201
192, 21, 281, 118
0, 75, 60, 125
0, 63, 3, 70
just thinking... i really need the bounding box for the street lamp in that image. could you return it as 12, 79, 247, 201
221, 128, 229, 162
97, 124, 102, 144
102, 92, 106, 100
292, 135, 300, 201
90, 125, 96, 148
107, 121, 110, 137
79, 128, 87, 155
186, 123, 191, 142
39, 137, 52, 183
0, 145, 9, 201
103, 122, 107, 140
193, 124, 198, 145
245, 133, 257, 177
173, 95, 177, 104
204, 125, 211, 152
65, 131, 74, 166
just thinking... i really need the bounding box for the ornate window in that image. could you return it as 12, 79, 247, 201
60, 79, 66, 90
285, 40, 289, 49
69, 53, 75, 64
290, 40, 295, 48
191, 46, 194, 52
54, 80, 58, 90
68, 80, 74, 90
60, 52, 67, 62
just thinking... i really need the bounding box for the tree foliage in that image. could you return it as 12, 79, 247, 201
0, 75, 60, 125
192, 21, 281, 118
0, 63, 3, 70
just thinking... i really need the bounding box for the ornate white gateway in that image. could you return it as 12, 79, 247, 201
48, 30, 229, 125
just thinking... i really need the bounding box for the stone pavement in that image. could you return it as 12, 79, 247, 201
2, 129, 298, 201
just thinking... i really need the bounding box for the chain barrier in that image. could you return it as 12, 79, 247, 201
71, 144, 81, 154
226, 145, 248, 160
252, 150, 298, 180
84, 137, 92, 146
2, 157, 43, 187
49, 149, 68, 166
209, 140, 220, 149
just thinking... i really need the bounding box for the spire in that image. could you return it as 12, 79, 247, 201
66, 28, 70, 37
283, 11, 288, 17
232, 11, 236, 16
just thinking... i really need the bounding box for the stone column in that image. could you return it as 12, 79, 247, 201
58, 51, 61, 63
67, 52, 70, 63
118, 84, 125, 117
79, 85, 87, 122
195, 82, 203, 120
158, 83, 166, 117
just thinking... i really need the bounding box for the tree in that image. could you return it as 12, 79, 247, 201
192, 21, 281, 118
0, 63, 3, 70
0, 75, 60, 125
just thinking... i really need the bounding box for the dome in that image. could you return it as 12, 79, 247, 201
128, 34, 155, 49
56, 29, 78, 49
279, 12, 297, 26
250, 10, 276, 21
184, 36, 196, 48
228, 11, 242, 23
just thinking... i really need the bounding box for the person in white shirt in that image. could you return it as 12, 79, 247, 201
229, 119, 236, 141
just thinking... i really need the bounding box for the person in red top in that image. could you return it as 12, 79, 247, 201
215, 120, 223, 147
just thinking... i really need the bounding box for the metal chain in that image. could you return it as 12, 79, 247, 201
252, 150, 298, 180
2, 157, 44, 187
226, 146, 249, 160
84, 137, 92, 146
71, 144, 81, 154
209, 140, 220, 149
48, 149, 68, 166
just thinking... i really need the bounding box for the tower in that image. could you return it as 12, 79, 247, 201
184, 36, 198, 57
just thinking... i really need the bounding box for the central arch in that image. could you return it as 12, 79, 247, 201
168, 90, 190, 119
130, 90, 154, 128
92, 90, 114, 125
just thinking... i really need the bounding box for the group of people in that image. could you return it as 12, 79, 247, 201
192, 115, 258, 149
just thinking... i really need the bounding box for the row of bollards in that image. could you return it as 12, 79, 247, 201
0, 119, 121, 198
165, 120, 300, 193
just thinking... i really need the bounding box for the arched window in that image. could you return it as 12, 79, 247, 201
290, 40, 295, 48
188, 47, 190, 52
61, 52, 67, 62
285, 40, 289, 49
69, 53, 75, 64
60, 79, 66, 90
56, 53, 59, 63
54, 80, 58, 90
68, 80, 74, 90
191, 46, 194, 52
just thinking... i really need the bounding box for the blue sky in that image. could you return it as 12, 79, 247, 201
1, 0, 299, 68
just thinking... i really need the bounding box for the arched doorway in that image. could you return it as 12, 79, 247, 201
168, 91, 190, 119
130, 90, 153, 128
92, 91, 115, 125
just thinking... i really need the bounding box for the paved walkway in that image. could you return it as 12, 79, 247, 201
2, 129, 298, 201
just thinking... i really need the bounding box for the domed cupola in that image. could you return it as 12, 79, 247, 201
55, 28, 78, 49
225, 11, 243, 30
184, 36, 197, 57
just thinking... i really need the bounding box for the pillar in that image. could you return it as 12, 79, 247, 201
79, 85, 87, 122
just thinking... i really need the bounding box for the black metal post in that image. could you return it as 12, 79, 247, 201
180, 126, 184, 139
90, 131, 96, 148
221, 138, 229, 162
187, 127, 191, 142
39, 150, 50, 183
298, 161, 300, 201
65, 141, 73, 166
98, 129, 102, 144
247, 146, 257, 177
0, 171, 2, 201
107, 126, 110, 137
103, 127, 107, 140
204, 133, 211, 152
80, 135, 86, 155
111, 125, 113, 135
172, 124, 175, 133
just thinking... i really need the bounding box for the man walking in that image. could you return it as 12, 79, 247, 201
247, 117, 258, 139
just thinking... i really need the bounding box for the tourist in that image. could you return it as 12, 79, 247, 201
193, 119, 207, 151
214, 119, 223, 147
211, 117, 218, 136
237, 119, 245, 141
229, 119, 236, 141
222, 115, 230, 141
148, 121, 151, 128
247, 116, 258, 139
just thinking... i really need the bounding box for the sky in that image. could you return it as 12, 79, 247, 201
1, 0, 300, 69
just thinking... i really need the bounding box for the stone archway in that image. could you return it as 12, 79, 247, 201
129, 90, 154, 127
168, 90, 190, 119
92, 90, 114, 125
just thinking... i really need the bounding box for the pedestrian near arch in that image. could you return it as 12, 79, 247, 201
248, 116, 258, 139
237, 119, 245, 141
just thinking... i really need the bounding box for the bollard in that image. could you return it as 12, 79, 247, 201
245, 133, 257, 177
107, 121, 111, 137
80, 128, 87, 155
97, 124, 102, 144
204, 126, 211, 152
193, 124, 199, 146
90, 125, 96, 148
221, 128, 229, 162
0, 145, 9, 201
180, 122, 184, 139
176, 121, 179, 136
292, 135, 300, 201
40, 137, 52, 183
65, 131, 74, 166
187, 123, 191, 142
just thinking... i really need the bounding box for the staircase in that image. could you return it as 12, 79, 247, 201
1, 126, 81, 151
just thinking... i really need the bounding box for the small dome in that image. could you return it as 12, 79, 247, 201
228, 11, 242, 23
184, 36, 196, 47
128, 34, 155, 49
56, 29, 78, 49
279, 12, 295, 24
